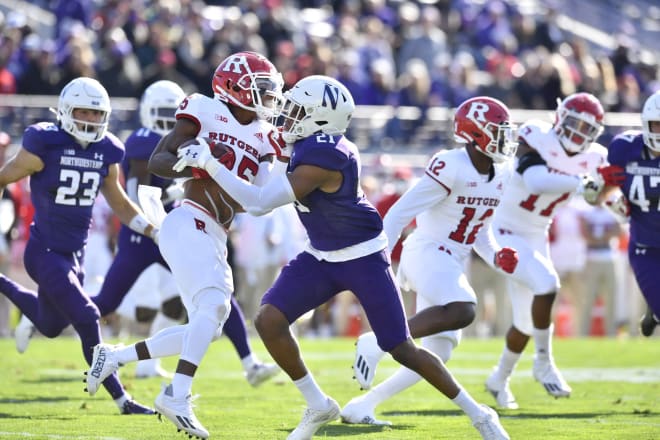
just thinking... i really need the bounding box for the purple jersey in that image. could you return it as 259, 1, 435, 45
22, 122, 124, 253
289, 134, 382, 251
608, 130, 660, 247
122, 127, 172, 193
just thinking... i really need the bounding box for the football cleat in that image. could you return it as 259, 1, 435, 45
533, 357, 572, 398
245, 362, 280, 387
287, 397, 340, 440
134, 359, 172, 379
485, 370, 519, 410
121, 399, 156, 415
155, 384, 209, 439
340, 396, 392, 426
85, 343, 122, 396
639, 308, 658, 337
472, 404, 510, 440
352, 332, 385, 390
15, 315, 35, 354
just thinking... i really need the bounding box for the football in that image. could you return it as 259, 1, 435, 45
177, 137, 235, 162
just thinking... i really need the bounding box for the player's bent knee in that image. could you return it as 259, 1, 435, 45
161, 296, 185, 321
135, 306, 158, 323
254, 304, 288, 338
421, 334, 456, 362
193, 288, 230, 326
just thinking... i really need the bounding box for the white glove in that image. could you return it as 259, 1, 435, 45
577, 174, 602, 204
172, 137, 216, 173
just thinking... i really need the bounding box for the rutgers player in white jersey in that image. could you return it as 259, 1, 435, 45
484, 92, 619, 410
85, 51, 284, 439
344, 97, 517, 438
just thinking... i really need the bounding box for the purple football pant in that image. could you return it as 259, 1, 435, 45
0, 237, 125, 398
629, 243, 660, 317
262, 250, 410, 352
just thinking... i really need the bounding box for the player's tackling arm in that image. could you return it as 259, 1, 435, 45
173, 139, 338, 215
0, 148, 44, 197
101, 163, 157, 240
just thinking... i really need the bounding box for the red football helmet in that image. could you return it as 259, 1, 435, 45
454, 96, 517, 162
212, 51, 284, 120
554, 92, 604, 153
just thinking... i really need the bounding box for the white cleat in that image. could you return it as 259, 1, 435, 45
15, 315, 35, 354
352, 332, 385, 390
155, 384, 209, 439
340, 396, 391, 426
287, 397, 340, 440
472, 404, 510, 440
245, 362, 280, 387
485, 371, 519, 410
134, 359, 172, 379
533, 357, 572, 398
85, 343, 122, 396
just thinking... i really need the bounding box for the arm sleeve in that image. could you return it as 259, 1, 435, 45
472, 223, 500, 269
383, 174, 448, 253
210, 164, 296, 216
518, 152, 580, 194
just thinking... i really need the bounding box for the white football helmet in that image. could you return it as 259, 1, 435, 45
140, 80, 186, 136
642, 91, 660, 153
279, 75, 355, 144
57, 77, 111, 144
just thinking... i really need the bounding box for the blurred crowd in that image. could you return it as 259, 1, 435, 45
1, 1, 659, 139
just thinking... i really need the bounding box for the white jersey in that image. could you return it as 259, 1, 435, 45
384, 148, 512, 263
494, 119, 607, 234
176, 93, 278, 187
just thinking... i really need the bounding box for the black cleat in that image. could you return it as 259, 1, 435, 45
640, 308, 658, 337
121, 399, 156, 415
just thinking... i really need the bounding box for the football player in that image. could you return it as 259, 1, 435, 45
343, 96, 519, 427
172, 76, 511, 440
0, 77, 156, 414
483, 93, 619, 409
607, 90, 660, 336
85, 52, 284, 439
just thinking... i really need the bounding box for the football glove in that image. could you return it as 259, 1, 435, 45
172, 137, 221, 176
494, 247, 518, 274
604, 193, 630, 221
577, 174, 602, 204
597, 164, 625, 187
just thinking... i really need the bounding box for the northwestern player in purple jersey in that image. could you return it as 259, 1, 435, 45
173, 75, 510, 440
0, 77, 156, 414
606, 90, 660, 336
92, 79, 280, 384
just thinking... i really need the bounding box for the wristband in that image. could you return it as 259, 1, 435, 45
128, 213, 152, 236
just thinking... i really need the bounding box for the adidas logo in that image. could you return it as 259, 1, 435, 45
176, 415, 198, 430
356, 355, 370, 379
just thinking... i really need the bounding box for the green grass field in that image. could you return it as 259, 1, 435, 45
0, 336, 658, 439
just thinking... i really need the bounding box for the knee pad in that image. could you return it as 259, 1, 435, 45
161, 296, 185, 321
135, 306, 158, 323
421, 333, 456, 363
192, 288, 230, 327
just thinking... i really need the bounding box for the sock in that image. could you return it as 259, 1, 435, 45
533, 324, 554, 359
241, 354, 258, 372
452, 389, 483, 420
494, 347, 522, 381
171, 373, 194, 399
364, 367, 421, 408
150, 312, 180, 335
293, 374, 328, 409
114, 393, 129, 410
